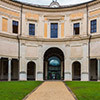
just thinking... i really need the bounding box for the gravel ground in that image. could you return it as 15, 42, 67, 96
25, 81, 75, 100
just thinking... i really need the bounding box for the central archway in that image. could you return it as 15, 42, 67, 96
43, 47, 64, 80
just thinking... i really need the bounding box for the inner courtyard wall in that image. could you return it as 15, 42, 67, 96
0, 0, 100, 81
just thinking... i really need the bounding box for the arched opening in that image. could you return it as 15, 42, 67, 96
90, 59, 98, 81
44, 47, 64, 80
72, 61, 81, 81
27, 61, 36, 80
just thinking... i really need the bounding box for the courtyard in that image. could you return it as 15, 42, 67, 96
65, 81, 100, 100
0, 81, 42, 100
0, 81, 100, 100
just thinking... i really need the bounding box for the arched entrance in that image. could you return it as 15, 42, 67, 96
72, 61, 81, 81
27, 61, 36, 80
44, 47, 64, 80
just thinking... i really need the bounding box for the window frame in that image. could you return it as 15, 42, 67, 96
50, 23, 58, 38
29, 23, 35, 36
28, 21, 37, 36
12, 20, 19, 34
90, 19, 97, 33
73, 22, 80, 35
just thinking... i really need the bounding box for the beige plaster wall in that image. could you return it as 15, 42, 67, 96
90, 41, 100, 57
25, 46, 38, 58
0, 38, 18, 57
70, 46, 83, 58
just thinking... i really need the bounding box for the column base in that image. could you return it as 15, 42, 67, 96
64, 72, 72, 81
36, 72, 43, 81
81, 72, 89, 81
19, 72, 27, 81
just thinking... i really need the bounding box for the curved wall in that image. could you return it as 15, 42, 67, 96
0, 0, 100, 81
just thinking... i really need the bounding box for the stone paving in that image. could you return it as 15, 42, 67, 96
25, 81, 75, 100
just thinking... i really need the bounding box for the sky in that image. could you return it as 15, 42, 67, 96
17, 0, 92, 5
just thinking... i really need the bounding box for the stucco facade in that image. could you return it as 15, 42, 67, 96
0, 0, 100, 81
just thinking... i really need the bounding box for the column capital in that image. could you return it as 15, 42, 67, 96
8, 57, 12, 60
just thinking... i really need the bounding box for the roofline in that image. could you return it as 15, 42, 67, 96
11, 0, 96, 9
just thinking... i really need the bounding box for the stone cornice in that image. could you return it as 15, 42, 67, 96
0, 32, 100, 42
0, 32, 18, 40
1, 0, 99, 12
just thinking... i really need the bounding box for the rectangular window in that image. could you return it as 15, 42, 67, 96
51, 23, 58, 38
29, 24, 35, 36
91, 19, 97, 33
13, 20, 18, 34
74, 23, 80, 35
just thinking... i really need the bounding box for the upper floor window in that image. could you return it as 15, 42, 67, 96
51, 23, 58, 38
91, 19, 97, 33
13, 20, 18, 34
29, 24, 35, 36
73, 23, 80, 35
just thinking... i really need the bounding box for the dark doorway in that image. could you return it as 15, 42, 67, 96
0, 58, 8, 81
72, 61, 81, 81
44, 47, 64, 80
27, 61, 36, 80
11, 59, 19, 80
90, 59, 98, 81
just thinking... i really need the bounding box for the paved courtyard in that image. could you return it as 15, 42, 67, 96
25, 81, 75, 100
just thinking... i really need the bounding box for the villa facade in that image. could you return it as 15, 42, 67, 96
0, 0, 100, 81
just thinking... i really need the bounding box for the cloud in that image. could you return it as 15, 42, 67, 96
17, 0, 92, 5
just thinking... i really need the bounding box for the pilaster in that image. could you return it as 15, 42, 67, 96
81, 43, 89, 81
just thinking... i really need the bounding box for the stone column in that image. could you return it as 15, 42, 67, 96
98, 59, 100, 81
61, 61, 63, 80
45, 61, 48, 80
8, 58, 12, 81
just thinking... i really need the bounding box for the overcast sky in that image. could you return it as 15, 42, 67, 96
17, 0, 92, 5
